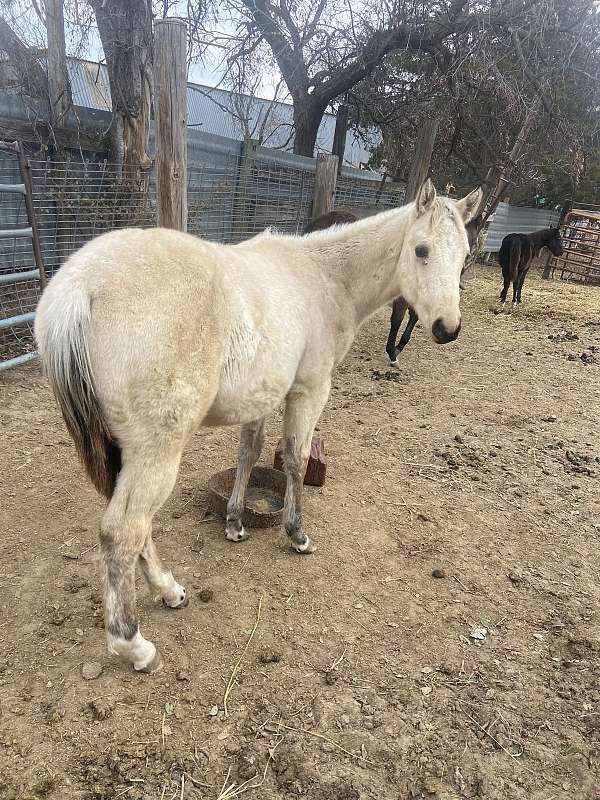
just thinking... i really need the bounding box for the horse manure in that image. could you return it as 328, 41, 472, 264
431, 568, 446, 579
259, 647, 282, 664
198, 588, 214, 603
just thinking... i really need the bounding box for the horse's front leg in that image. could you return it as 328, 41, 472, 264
225, 418, 266, 542
386, 298, 408, 366
396, 307, 418, 354
281, 382, 331, 554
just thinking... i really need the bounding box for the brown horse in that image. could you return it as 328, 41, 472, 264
305, 210, 482, 366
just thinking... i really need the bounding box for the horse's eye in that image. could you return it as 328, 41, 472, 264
415, 244, 429, 259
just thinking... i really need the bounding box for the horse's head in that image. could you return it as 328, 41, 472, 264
546, 226, 564, 257
399, 180, 482, 345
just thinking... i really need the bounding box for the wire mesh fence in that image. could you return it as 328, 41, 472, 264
187, 154, 314, 242
335, 173, 405, 211
0, 146, 399, 366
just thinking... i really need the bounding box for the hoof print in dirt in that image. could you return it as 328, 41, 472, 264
371, 369, 401, 382
87, 697, 115, 721
81, 662, 103, 681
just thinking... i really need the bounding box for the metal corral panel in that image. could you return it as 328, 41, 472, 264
483, 202, 560, 253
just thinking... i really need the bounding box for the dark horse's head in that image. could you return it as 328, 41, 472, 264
465, 214, 482, 253
544, 226, 564, 257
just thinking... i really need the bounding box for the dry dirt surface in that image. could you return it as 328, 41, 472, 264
1, 267, 599, 800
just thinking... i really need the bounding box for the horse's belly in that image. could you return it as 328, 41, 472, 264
202, 356, 296, 427
203, 386, 284, 427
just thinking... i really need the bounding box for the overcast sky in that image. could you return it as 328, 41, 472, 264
6, 0, 283, 99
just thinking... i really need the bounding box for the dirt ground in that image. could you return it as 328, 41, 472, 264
1, 267, 599, 800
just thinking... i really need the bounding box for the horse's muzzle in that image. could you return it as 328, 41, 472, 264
432, 318, 461, 344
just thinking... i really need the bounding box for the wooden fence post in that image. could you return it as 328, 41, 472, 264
154, 19, 187, 231
312, 154, 338, 219
232, 137, 258, 240
332, 103, 349, 172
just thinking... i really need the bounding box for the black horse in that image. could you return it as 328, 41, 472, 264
499, 227, 563, 305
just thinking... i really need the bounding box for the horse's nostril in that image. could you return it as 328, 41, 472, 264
432, 318, 461, 344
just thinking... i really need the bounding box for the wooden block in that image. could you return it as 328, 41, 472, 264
274, 436, 327, 487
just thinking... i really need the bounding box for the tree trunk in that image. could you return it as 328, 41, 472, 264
293, 97, 326, 157
332, 102, 349, 169
405, 117, 440, 203
90, 0, 153, 175
482, 98, 541, 223
44, 0, 71, 128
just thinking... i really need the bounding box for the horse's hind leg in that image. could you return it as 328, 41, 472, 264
499, 269, 511, 305
516, 268, 529, 303
512, 277, 519, 305
139, 534, 187, 608
281, 382, 330, 554
225, 418, 265, 542
101, 446, 183, 672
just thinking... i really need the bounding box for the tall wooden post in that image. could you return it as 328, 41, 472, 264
481, 98, 540, 225
312, 154, 338, 219
405, 117, 440, 203
332, 103, 349, 172
154, 19, 187, 231
232, 137, 258, 240
44, 0, 71, 127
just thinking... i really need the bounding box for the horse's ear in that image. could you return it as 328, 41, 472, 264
455, 187, 483, 223
415, 179, 436, 216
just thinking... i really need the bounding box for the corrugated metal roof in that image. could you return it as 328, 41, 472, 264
483, 202, 561, 253
66, 58, 377, 166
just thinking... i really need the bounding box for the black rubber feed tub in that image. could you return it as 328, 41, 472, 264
207, 466, 287, 528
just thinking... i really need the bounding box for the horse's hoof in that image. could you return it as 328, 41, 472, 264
162, 592, 189, 610
292, 536, 317, 554
225, 526, 249, 543
135, 650, 164, 674
389, 360, 399, 368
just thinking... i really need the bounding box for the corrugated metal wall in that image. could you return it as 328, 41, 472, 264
482, 202, 560, 253
67, 58, 377, 166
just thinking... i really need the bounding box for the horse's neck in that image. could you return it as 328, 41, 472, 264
306, 208, 411, 324
530, 230, 552, 254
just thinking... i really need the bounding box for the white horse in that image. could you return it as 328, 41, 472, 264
35, 179, 482, 673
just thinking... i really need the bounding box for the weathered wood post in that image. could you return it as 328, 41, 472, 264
312, 154, 339, 220
154, 19, 187, 231
405, 117, 440, 203
332, 103, 349, 173
232, 137, 258, 241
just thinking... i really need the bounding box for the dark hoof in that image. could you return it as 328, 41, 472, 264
135, 651, 164, 674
